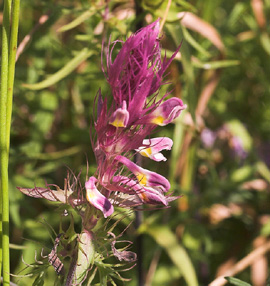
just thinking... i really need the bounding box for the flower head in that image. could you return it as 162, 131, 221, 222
18, 20, 186, 220
88, 20, 186, 217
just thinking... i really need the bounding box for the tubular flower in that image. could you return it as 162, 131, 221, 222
136, 137, 173, 162
138, 97, 187, 126
115, 155, 170, 192
109, 101, 129, 128
85, 177, 114, 218
113, 176, 168, 206
86, 20, 186, 217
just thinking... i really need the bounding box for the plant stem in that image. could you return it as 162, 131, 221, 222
7, 0, 21, 150
0, 0, 11, 280
0, 0, 20, 284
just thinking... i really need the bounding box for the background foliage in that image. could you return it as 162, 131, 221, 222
3, 0, 270, 285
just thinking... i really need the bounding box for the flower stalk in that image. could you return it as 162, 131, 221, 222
0, 0, 20, 284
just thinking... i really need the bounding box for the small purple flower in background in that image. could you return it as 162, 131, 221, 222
200, 124, 248, 161
201, 128, 217, 149
230, 135, 247, 160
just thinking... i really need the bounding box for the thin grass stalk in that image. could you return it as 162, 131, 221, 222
7, 0, 21, 150
3, 1, 20, 282
0, 0, 14, 284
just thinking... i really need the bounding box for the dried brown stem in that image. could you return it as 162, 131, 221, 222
16, 11, 51, 61
209, 239, 270, 286
251, 0, 266, 29
145, 249, 161, 286
159, 0, 172, 33
176, 71, 221, 176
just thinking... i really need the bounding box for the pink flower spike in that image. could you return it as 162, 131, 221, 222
106, 20, 161, 106
115, 155, 170, 192
109, 101, 130, 128
85, 177, 114, 218
136, 137, 173, 161
148, 98, 187, 126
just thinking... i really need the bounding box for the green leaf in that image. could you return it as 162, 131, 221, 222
58, 9, 95, 32
23, 49, 94, 90
152, 265, 182, 286
225, 276, 252, 286
193, 59, 240, 69
261, 220, 270, 236
182, 26, 211, 57
169, 109, 187, 183
175, 0, 197, 12
256, 161, 270, 183
226, 119, 252, 151
166, 23, 197, 120
75, 231, 95, 284
33, 272, 45, 286
143, 225, 198, 286
260, 32, 270, 56
231, 166, 253, 183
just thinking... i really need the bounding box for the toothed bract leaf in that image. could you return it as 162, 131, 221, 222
75, 230, 95, 284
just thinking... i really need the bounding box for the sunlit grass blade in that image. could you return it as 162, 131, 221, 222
166, 23, 197, 120
58, 8, 95, 32
23, 49, 94, 90
225, 277, 252, 286
143, 225, 198, 286
182, 26, 211, 57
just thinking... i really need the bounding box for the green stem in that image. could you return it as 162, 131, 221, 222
0, 0, 20, 284
7, 0, 21, 150
0, 0, 11, 280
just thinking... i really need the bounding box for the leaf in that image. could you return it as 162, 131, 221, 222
226, 119, 252, 151
169, 109, 187, 183
33, 271, 45, 286
166, 23, 197, 120
17, 185, 74, 204
231, 166, 253, 183
75, 230, 95, 284
193, 59, 240, 69
177, 12, 225, 52
225, 276, 252, 286
142, 225, 198, 286
23, 49, 94, 90
58, 9, 95, 32
182, 26, 211, 57
256, 161, 270, 183
175, 0, 197, 12
260, 32, 270, 56
161, 49, 240, 69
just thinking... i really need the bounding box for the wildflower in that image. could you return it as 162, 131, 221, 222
18, 20, 186, 218
85, 176, 114, 218
88, 19, 186, 217
17, 20, 186, 285
136, 137, 173, 161
201, 128, 217, 149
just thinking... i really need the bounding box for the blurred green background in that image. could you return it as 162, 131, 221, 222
3, 0, 270, 285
